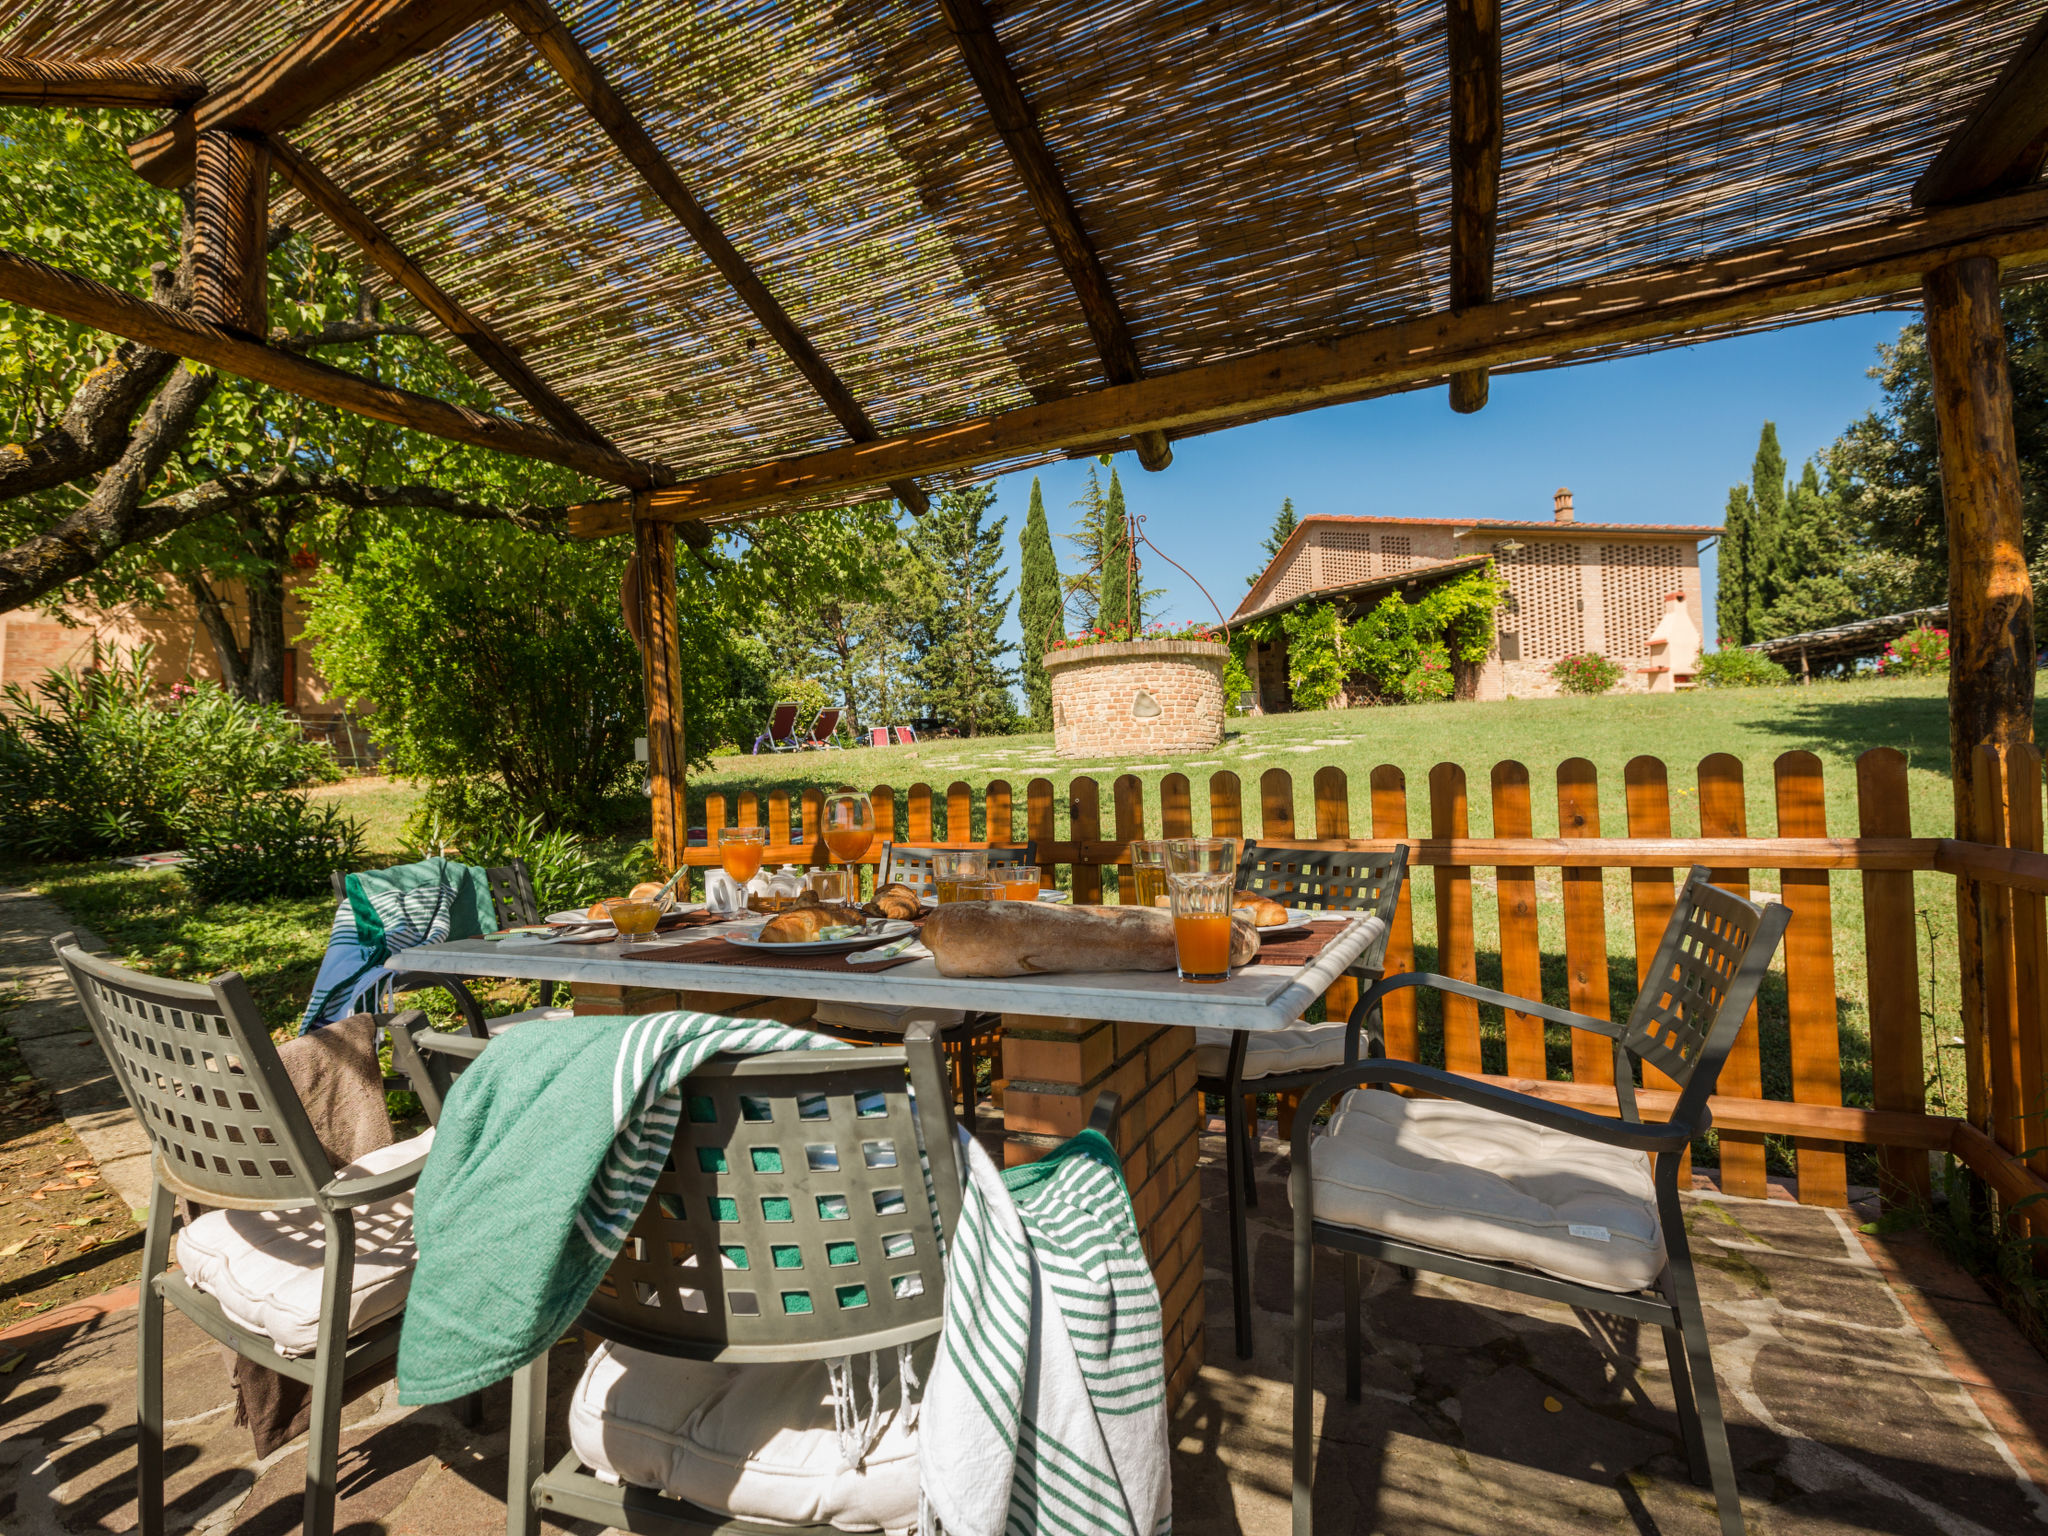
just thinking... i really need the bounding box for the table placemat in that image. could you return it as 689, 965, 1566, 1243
1252, 919, 1352, 967
631, 936, 922, 975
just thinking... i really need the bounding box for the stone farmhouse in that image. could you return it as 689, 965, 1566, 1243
1231, 489, 1720, 705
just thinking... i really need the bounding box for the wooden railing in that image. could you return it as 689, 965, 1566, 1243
688, 745, 2048, 1214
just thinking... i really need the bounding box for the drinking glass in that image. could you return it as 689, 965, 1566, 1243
1127, 839, 1170, 909
718, 826, 767, 888
807, 867, 857, 905
931, 848, 988, 904
603, 895, 662, 947
821, 787, 874, 891
1002, 866, 1045, 901
952, 879, 1006, 903
1167, 871, 1237, 983
1166, 836, 1241, 878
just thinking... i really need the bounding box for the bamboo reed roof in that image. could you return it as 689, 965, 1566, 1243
2, 0, 2040, 521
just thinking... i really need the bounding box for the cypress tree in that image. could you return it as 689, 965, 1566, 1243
1747, 421, 1788, 636
1719, 484, 1754, 645
1098, 468, 1138, 634
1018, 476, 1062, 730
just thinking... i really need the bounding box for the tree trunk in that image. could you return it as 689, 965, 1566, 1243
244, 560, 288, 705
1452, 659, 1482, 700
182, 570, 249, 697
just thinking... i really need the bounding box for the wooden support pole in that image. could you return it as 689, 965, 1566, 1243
0, 56, 207, 108
190, 130, 269, 337
129, 0, 497, 188
1926, 254, 2035, 846
266, 132, 638, 474
500, 0, 929, 517
936, 0, 1171, 471
572, 185, 2048, 533
1446, 0, 1502, 414
0, 245, 665, 486
633, 508, 689, 874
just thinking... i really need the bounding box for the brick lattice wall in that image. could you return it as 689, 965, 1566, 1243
1045, 640, 1228, 758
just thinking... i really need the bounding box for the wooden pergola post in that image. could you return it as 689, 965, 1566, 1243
631, 500, 689, 875
1925, 254, 2035, 1131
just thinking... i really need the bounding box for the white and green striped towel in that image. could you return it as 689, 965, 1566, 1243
921, 1129, 1172, 1536
397, 1010, 846, 1404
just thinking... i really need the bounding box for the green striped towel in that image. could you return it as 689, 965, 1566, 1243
396, 1011, 845, 1404
301, 856, 497, 1030
921, 1129, 1172, 1536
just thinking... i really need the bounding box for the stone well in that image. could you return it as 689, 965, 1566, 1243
1043, 639, 1228, 758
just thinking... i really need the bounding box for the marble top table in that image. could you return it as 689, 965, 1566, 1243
396, 913, 1382, 1034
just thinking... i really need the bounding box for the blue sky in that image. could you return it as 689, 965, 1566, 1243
988, 307, 1916, 651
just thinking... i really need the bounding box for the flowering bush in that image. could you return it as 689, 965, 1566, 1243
1551, 652, 1623, 695
1048, 620, 1219, 650
1878, 626, 1950, 676
1695, 649, 1790, 688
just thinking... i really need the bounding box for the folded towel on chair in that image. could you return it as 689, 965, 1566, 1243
301, 858, 497, 1030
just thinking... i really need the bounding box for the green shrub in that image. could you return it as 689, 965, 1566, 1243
1695, 649, 1791, 688
403, 799, 621, 917
1282, 602, 1347, 710
0, 652, 338, 861
181, 794, 367, 903
1551, 652, 1623, 695
1879, 625, 1950, 676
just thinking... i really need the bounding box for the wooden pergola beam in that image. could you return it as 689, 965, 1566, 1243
1446, 0, 1503, 413
267, 131, 639, 477
569, 183, 2048, 535
0, 56, 207, 108
499, 0, 930, 517
936, 0, 1171, 472
0, 245, 666, 487
190, 130, 269, 336
128, 0, 497, 189
1914, 10, 2048, 206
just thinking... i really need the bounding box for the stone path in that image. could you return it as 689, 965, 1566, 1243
1, 1130, 2044, 1534
0, 889, 152, 1213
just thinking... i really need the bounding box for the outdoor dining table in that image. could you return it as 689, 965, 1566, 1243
397, 909, 1383, 1406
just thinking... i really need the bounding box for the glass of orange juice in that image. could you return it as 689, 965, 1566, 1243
821, 786, 873, 889
1001, 866, 1044, 901
718, 826, 767, 888
1167, 871, 1236, 983
1165, 836, 1241, 878
952, 879, 1005, 903
930, 848, 988, 904
603, 896, 663, 947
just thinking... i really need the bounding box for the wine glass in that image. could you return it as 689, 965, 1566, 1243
716, 826, 766, 913
820, 786, 874, 896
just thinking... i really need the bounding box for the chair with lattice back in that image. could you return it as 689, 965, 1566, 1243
51, 935, 434, 1536
328, 858, 564, 1039
1199, 840, 1408, 1357
493, 1019, 1002, 1536
1286, 867, 1791, 1536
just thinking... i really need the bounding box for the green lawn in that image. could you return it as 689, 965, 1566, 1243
16, 674, 2003, 1177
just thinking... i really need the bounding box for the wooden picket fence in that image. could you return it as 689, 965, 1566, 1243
685, 746, 2048, 1215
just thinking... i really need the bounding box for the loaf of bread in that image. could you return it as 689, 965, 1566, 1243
922, 902, 1258, 977
1232, 892, 1291, 927
863, 883, 923, 921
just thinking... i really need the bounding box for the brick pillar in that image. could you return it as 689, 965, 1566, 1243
1002, 1013, 1206, 1406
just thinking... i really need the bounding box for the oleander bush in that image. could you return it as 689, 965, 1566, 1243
181, 794, 367, 903
1695, 648, 1792, 688
1878, 625, 1951, 676
1550, 652, 1624, 695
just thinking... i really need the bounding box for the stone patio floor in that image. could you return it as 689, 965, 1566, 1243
2, 1127, 2046, 1536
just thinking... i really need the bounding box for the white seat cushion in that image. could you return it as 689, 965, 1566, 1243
173, 1129, 433, 1356
1193, 1020, 1348, 1081
1303, 1091, 1665, 1293
570, 1340, 923, 1535
484, 1005, 574, 1036
812, 1000, 966, 1035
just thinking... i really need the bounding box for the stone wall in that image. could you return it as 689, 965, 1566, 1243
1500, 655, 1662, 699
1045, 640, 1228, 757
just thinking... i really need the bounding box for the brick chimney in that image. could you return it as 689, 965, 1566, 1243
1553, 486, 1575, 523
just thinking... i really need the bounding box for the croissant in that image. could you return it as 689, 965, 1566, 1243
862, 882, 924, 921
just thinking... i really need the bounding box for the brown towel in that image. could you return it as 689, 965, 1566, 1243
230, 1014, 400, 1456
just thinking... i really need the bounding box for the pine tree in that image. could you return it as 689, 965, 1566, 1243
1262, 498, 1299, 561
1060, 465, 1109, 628
910, 484, 1019, 736
1018, 476, 1062, 731
1097, 468, 1139, 634
1719, 484, 1755, 645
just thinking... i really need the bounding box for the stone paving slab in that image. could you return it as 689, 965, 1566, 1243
0, 888, 152, 1213
0, 1133, 2044, 1535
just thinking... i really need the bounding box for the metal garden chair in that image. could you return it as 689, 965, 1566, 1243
480, 1021, 1107, 1536
328, 858, 564, 1040
1287, 867, 1791, 1536
50, 936, 436, 1536
1195, 841, 1407, 1358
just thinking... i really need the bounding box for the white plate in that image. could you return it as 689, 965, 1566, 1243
1253, 909, 1326, 940
548, 909, 612, 930
720, 919, 918, 956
